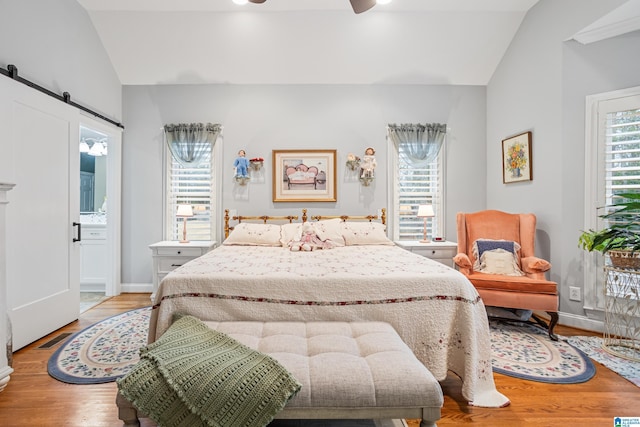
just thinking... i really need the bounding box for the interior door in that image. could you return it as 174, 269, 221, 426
0, 76, 80, 350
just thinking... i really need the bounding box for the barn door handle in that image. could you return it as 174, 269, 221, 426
73, 222, 82, 242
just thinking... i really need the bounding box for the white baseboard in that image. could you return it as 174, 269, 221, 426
558, 311, 604, 334
121, 283, 153, 294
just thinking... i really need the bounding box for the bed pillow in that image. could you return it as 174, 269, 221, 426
341, 222, 394, 246
477, 248, 524, 276
313, 219, 346, 246
280, 223, 302, 247
223, 222, 282, 246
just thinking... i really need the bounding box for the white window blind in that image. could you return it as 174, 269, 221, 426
396, 143, 444, 240
165, 142, 213, 241
604, 108, 640, 200
602, 101, 640, 302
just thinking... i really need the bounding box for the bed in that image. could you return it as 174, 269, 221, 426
148, 209, 510, 408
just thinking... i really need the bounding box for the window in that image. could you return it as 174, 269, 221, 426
585, 86, 640, 311
164, 141, 215, 241
392, 142, 445, 241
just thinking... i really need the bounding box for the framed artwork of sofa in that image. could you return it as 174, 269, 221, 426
272, 149, 337, 202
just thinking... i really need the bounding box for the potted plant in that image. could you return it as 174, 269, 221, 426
578, 192, 640, 269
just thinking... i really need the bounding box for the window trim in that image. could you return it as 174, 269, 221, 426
386, 136, 446, 241
584, 85, 640, 316
161, 134, 223, 242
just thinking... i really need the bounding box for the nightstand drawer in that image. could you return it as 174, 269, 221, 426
395, 240, 457, 268
411, 247, 456, 259
157, 257, 192, 273
156, 247, 203, 257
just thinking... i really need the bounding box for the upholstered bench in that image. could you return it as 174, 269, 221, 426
116, 321, 443, 427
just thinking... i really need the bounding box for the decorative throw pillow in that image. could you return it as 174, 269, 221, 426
472, 239, 521, 271
280, 223, 302, 247
313, 219, 346, 246
477, 248, 524, 276
341, 221, 394, 246
223, 222, 282, 246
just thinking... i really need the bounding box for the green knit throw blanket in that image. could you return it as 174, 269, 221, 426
117, 315, 302, 427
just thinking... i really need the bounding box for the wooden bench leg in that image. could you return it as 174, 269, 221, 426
116, 392, 141, 427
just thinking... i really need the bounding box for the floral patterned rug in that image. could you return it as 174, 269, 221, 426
566, 335, 640, 387
490, 320, 596, 384
47, 307, 151, 384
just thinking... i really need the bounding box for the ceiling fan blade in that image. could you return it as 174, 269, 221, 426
248, 0, 267, 3
349, 0, 376, 14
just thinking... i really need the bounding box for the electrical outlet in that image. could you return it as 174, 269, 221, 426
569, 286, 581, 302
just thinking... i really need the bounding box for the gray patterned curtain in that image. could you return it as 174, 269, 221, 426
387, 123, 447, 166
163, 123, 222, 167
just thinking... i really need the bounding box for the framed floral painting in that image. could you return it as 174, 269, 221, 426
502, 131, 532, 184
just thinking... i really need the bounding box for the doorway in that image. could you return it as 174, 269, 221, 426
79, 116, 122, 306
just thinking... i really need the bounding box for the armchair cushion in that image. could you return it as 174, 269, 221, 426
466, 272, 557, 294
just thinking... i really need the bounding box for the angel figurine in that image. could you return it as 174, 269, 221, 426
360, 147, 377, 178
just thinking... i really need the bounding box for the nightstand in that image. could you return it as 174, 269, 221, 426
395, 240, 458, 268
149, 240, 216, 298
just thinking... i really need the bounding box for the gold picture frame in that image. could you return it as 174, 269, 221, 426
502, 131, 532, 184
272, 149, 337, 202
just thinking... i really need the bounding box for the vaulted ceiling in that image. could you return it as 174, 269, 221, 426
78, 0, 541, 86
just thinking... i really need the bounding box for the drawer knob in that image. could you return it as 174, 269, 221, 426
177, 250, 181, 254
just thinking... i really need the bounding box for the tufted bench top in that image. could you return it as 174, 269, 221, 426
116, 321, 443, 427
203, 321, 444, 411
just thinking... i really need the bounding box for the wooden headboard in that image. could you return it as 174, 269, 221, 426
223, 208, 386, 239
223, 209, 299, 239
310, 208, 386, 225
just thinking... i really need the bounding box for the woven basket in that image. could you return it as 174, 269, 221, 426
608, 250, 640, 270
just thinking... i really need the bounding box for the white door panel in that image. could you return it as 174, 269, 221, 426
2, 77, 80, 350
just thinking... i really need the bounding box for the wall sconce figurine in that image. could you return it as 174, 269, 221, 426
359, 147, 376, 186
234, 149, 250, 185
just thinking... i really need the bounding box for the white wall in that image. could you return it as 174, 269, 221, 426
122, 84, 486, 284
487, 0, 639, 318
0, 0, 121, 122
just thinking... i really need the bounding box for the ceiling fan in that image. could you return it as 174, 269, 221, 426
244, 0, 378, 14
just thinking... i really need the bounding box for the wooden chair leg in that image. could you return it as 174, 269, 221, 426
546, 311, 559, 341
529, 312, 559, 341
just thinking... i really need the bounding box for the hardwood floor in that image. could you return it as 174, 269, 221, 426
0, 293, 637, 427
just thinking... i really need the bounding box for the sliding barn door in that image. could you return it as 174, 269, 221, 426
0, 77, 80, 350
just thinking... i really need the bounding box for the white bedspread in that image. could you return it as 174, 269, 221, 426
149, 245, 509, 408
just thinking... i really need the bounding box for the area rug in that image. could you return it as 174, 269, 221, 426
47, 306, 151, 384
566, 335, 640, 387
490, 320, 596, 384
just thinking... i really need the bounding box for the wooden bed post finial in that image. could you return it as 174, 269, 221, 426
224, 209, 230, 239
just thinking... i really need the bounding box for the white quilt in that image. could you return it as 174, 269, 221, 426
149, 245, 509, 408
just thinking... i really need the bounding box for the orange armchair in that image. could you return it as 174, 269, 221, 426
454, 210, 559, 340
